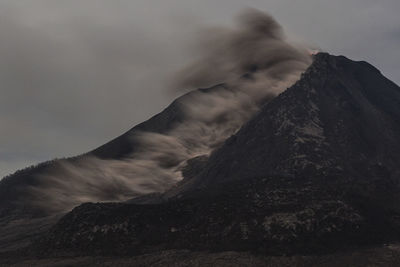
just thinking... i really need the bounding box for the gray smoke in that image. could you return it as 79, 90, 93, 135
22, 9, 312, 214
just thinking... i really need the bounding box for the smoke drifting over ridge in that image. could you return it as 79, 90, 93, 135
173, 9, 311, 90
18, 10, 312, 214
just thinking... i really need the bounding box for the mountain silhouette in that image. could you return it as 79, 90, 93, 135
2, 53, 400, 266
31, 53, 400, 258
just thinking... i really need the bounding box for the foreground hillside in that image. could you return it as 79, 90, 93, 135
2, 245, 400, 266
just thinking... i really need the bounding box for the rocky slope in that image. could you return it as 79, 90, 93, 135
33, 53, 400, 257
182, 53, 400, 190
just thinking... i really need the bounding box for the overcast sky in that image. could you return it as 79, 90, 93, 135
1, 0, 399, 178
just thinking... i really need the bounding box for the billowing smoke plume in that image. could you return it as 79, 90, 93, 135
173, 9, 311, 90
20, 9, 312, 214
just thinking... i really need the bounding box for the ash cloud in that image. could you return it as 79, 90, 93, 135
172, 9, 311, 90
16, 9, 312, 214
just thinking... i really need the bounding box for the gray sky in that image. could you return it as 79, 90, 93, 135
1, 0, 399, 178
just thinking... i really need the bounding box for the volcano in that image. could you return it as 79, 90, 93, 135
2, 53, 400, 266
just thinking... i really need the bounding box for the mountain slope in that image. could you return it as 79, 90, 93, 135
89, 86, 225, 160
35, 53, 400, 256
0, 9, 313, 220
0, 84, 232, 219
181, 53, 400, 192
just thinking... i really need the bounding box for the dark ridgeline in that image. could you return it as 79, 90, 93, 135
32, 53, 400, 256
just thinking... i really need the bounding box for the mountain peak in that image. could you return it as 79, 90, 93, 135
179, 52, 400, 191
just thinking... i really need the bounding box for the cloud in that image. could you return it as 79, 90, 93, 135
12, 9, 311, 214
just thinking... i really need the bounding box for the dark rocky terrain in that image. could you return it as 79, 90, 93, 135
2, 53, 400, 265
3, 246, 400, 267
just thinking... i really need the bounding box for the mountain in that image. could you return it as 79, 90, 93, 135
2, 53, 400, 266
31, 53, 400, 258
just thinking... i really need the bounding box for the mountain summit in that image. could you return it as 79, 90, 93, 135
29, 53, 400, 259
180, 52, 400, 191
